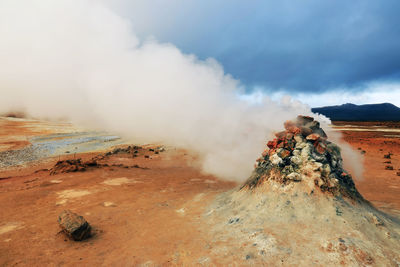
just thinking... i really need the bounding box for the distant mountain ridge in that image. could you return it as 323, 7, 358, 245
311, 103, 400, 121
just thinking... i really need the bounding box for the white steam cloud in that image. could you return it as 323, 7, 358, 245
0, 0, 360, 182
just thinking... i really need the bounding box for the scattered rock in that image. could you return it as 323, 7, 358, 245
385, 166, 394, 170
396, 172, 400, 176
228, 218, 240, 224
384, 160, 391, 164
105, 145, 164, 158
384, 153, 391, 159
335, 207, 342, 216
58, 210, 91, 241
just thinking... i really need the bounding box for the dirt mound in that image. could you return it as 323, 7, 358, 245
242, 115, 362, 200
49, 146, 156, 175
50, 159, 97, 175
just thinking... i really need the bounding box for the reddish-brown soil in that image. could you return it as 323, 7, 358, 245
333, 121, 400, 214
0, 149, 236, 266
0, 119, 399, 265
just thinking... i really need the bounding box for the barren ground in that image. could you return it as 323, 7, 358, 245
0, 118, 399, 266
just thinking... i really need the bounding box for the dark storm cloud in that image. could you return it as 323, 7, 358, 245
116, 0, 400, 92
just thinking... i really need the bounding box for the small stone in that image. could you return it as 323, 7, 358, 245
335, 207, 342, 216
270, 154, 283, 165
276, 140, 286, 148
287, 172, 302, 181
330, 159, 337, 168
278, 149, 291, 159
306, 133, 320, 141
295, 141, 307, 149
384, 153, 391, 159
315, 141, 327, 154
294, 135, 304, 144
290, 156, 302, 165
397, 172, 400, 176
385, 165, 394, 170
267, 140, 277, 149
321, 164, 331, 175
292, 149, 301, 156
58, 210, 91, 241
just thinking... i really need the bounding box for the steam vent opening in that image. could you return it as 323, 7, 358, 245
241, 115, 363, 201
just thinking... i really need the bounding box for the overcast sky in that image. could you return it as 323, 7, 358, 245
105, 0, 400, 107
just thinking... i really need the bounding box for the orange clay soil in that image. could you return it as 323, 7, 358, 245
0, 149, 235, 266
0, 120, 399, 266
332, 121, 400, 214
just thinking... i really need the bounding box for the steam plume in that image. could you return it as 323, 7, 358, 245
0, 1, 359, 181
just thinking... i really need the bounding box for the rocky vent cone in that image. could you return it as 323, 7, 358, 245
205, 115, 400, 266
242, 115, 363, 200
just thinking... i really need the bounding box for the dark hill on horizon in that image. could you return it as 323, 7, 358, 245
311, 103, 400, 121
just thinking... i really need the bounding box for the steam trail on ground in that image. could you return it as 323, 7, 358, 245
0, 0, 361, 181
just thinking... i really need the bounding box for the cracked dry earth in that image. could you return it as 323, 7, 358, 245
0, 117, 400, 266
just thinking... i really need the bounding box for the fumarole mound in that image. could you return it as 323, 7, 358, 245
242, 115, 362, 200
205, 116, 400, 266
